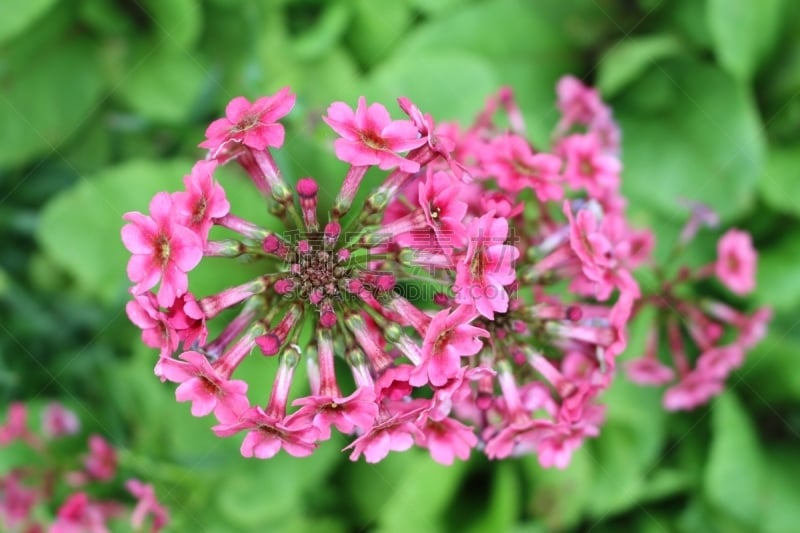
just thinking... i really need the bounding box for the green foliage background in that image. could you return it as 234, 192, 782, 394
1, 0, 799, 531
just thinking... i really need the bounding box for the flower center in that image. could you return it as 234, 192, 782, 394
192, 197, 207, 225
285, 237, 351, 305
230, 113, 261, 134
360, 131, 388, 150
157, 234, 171, 266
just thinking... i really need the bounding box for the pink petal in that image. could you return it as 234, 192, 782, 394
121, 221, 155, 254
176, 379, 216, 417
225, 96, 252, 123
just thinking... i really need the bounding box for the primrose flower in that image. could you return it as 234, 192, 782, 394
122, 77, 766, 466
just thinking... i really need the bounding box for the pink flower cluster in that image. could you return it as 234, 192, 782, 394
0, 402, 169, 532
624, 221, 769, 410
122, 77, 767, 467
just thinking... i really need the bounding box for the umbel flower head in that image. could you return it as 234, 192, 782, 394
122, 78, 767, 467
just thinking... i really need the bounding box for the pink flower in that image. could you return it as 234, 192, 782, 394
323, 97, 426, 172
158, 351, 249, 423
556, 75, 606, 131
0, 472, 38, 530
51, 492, 115, 533
42, 403, 80, 438
126, 479, 170, 533
126, 292, 180, 358
564, 201, 613, 281
200, 88, 295, 154
663, 372, 724, 411
738, 307, 771, 349
624, 357, 675, 386
696, 344, 745, 381
173, 160, 230, 242
484, 418, 555, 460
397, 96, 456, 164
417, 170, 468, 249
454, 213, 520, 319
715, 229, 756, 295
535, 423, 587, 469
480, 134, 563, 200
559, 133, 620, 197
415, 413, 477, 465
122, 192, 203, 308
167, 292, 208, 349
291, 387, 378, 440
212, 407, 319, 458
0, 402, 30, 446
345, 402, 426, 463
84, 435, 117, 481
410, 305, 488, 387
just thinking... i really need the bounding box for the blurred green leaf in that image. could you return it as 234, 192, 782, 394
758, 146, 800, 217
0, 0, 58, 45
397, 0, 579, 145
526, 447, 593, 530
760, 446, 800, 533
78, 0, 135, 35
666, 0, 712, 50
365, 52, 499, 123
704, 391, 763, 527
348, 0, 412, 67
755, 235, 800, 312
403, 0, 474, 16
741, 332, 800, 404
618, 60, 765, 221
377, 453, 468, 532
139, 0, 203, 48
465, 463, 520, 533
586, 378, 666, 518
597, 34, 683, 97
116, 43, 207, 124
678, 498, 752, 533
0, 39, 105, 168
707, 0, 783, 81
290, 2, 351, 61
401, 0, 573, 60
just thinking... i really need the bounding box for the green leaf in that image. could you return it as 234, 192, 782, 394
755, 235, 800, 312
586, 378, 666, 518
364, 52, 499, 124
708, 0, 784, 80
401, 0, 575, 60
217, 446, 340, 528
704, 391, 763, 527
402, 0, 474, 16
0, 0, 59, 44
618, 60, 765, 221
741, 332, 800, 404
0, 39, 105, 168
347, 0, 411, 67
377, 452, 468, 532
394, 0, 581, 146
139, 0, 202, 48
290, 2, 351, 61
597, 34, 684, 97
758, 146, 800, 217
115, 43, 207, 124
760, 446, 800, 533
525, 448, 593, 530
464, 463, 520, 533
